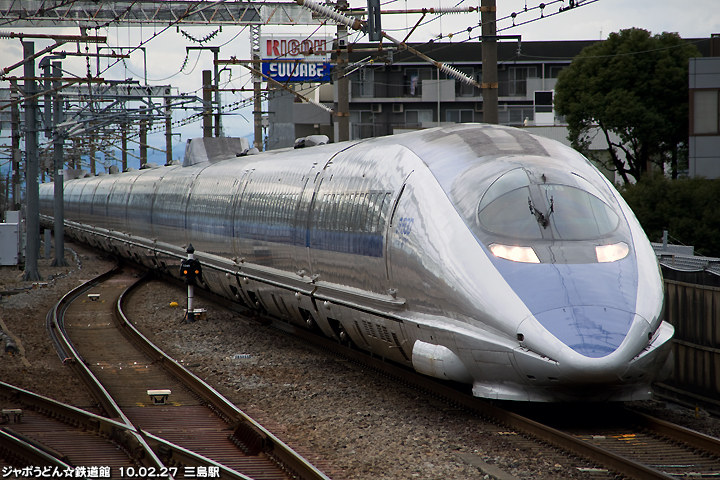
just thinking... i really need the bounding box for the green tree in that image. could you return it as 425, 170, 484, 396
554, 28, 701, 184
620, 174, 720, 257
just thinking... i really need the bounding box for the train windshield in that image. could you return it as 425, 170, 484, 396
477, 168, 620, 241
448, 159, 633, 264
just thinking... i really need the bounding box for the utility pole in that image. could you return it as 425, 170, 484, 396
121, 123, 128, 171
250, 25, 263, 150
89, 134, 96, 174
140, 106, 148, 165
481, 0, 498, 124
22, 41, 41, 281
213, 50, 221, 137
165, 89, 172, 164
71, 138, 79, 169
51, 60, 68, 267
335, 0, 350, 142
202, 70, 213, 138
188, 46, 222, 137
10, 79, 20, 210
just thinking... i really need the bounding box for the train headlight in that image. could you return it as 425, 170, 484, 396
489, 244, 540, 263
595, 242, 629, 263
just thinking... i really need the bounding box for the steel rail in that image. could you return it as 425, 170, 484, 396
43, 263, 321, 479
270, 321, 682, 480
627, 410, 720, 456
140, 432, 254, 480
0, 379, 256, 480
116, 273, 333, 480
46, 265, 131, 424
0, 429, 74, 469
0, 380, 151, 473
44, 267, 170, 473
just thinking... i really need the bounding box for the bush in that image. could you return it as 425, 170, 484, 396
620, 174, 720, 257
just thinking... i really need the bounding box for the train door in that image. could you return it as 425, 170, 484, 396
231, 169, 258, 309
385, 172, 413, 282
292, 171, 318, 275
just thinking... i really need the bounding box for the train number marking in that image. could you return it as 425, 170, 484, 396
396, 217, 414, 236
394, 217, 414, 248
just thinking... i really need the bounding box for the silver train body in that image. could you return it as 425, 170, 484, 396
39, 124, 673, 402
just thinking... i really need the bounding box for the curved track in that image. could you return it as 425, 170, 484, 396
42, 264, 332, 480
0, 380, 150, 474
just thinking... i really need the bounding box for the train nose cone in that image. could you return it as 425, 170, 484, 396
533, 306, 635, 359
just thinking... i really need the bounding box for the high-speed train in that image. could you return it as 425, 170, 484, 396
39, 123, 673, 402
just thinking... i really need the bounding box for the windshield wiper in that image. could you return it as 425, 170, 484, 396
528, 196, 554, 229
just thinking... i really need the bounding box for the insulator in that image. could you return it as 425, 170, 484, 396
296, 0, 359, 29
306, 98, 333, 114
0, 31, 13, 39
428, 7, 474, 14
439, 63, 477, 86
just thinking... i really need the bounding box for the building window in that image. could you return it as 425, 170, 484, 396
455, 67, 479, 97
507, 66, 537, 96
446, 110, 474, 123
548, 66, 565, 78
350, 111, 375, 124
351, 68, 375, 97
405, 110, 433, 126
499, 106, 534, 125
692, 89, 720, 135
405, 68, 434, 96
350, 110, 384, 139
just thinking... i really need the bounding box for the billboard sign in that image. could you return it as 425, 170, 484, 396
260, 35, 333, 82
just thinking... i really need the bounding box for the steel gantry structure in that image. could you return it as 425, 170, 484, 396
0, 0, 318, 27
0, 0, 326, 280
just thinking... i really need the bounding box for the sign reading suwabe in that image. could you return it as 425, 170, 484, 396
260, 35, 333, 82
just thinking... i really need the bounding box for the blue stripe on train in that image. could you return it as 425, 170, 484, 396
235, 221, 384, 257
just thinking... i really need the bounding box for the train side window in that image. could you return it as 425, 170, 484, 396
346, 194, 356, 231
269, 186, 277, 224
260, 190, 266, 224
365, 193, 378, 233
259, 189, 266, 224
278, 190, 286, 224
254, 192, 261, 224
340, 194, 352, 232
333, 194, 342, 232
354, 193, 364, 232
272, 190, 279, 225
255, 189, 262, 225
266, 188, 274, 224
334, 194, 343, 232
283, 194, 290, 224
359, 193, 371, 233
315, 193, 327, 229
248, 192, 256, 223
326, 194, 335, 231
335, 194, 343, 232
273, 190, 281, 225
321, 194, 329, 231
376, 192, 393, 233
265, 191, 273, 225
265, 185, 273, 224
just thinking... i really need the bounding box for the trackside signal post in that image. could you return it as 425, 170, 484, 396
180, 244, 202, 323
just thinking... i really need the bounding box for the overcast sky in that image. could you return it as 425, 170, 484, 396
1, 0, 718, 169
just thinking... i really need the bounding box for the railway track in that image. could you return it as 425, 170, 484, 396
132, 268, 720, 480
28, 263, 333, 480
0, 380, 156, 475
263, 314, 720, 480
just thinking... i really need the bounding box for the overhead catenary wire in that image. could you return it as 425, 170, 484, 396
3, 0, 611, 171
294, 0, 480, 89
